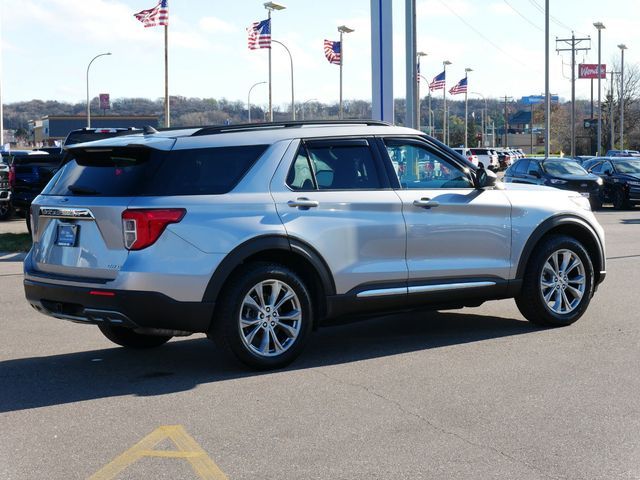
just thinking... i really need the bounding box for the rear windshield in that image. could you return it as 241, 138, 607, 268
42, 145, 268, 196
542, 161, 588, 176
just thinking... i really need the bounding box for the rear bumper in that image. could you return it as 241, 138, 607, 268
24, 279, 215, 333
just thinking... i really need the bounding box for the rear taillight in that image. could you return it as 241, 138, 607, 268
8, 164, 15, 187
122, 209, 186, 250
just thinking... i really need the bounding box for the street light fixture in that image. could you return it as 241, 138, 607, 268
593, 22, 605, 155
247, 81, 267, 123
272, 40, 295, 120
416, 51, 428, 130
337, 25, 355, 119
263, 2, 286, 122
442, 60, 451, 144
86, 52, 111, 128
618, 43, 627, 148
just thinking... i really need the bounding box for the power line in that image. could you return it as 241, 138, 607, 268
527, 0, 585, 35
503, 0, 543, 32
437, 0, 528, 68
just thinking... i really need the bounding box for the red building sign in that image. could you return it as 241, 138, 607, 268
578, 64, 606, 79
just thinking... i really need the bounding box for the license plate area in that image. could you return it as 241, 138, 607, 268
56, 224, 79, 247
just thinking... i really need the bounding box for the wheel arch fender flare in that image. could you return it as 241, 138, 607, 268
202, 235, 336, 304
515, 214, 605, 281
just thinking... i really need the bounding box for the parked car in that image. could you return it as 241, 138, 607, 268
63, 127, 143, 147
452, 147, 479, 167
24, 121, 606, 369
470, 148, 499, 171
11, 128, 145, 232
504, 157, 603, 209
583, 157, 640, 209
495, 148, 515, 169
0, 158, 10, 220
9, 150, 62, 231
605, 149, 640, 157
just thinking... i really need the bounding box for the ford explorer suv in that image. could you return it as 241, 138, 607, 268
24, 121, 606, 370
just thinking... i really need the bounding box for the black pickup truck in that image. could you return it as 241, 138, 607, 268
9, 150, 63, 228
9, 127, 143, 231
0, 157, 10, 220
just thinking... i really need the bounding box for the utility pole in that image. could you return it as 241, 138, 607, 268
544, 0, 550, 158
556, 33, 591, 157
503, 95, 512, 148
593, 22, 605, 156
618, 44, 627, 149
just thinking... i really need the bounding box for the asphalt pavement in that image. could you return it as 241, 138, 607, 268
1, 209, 640, 479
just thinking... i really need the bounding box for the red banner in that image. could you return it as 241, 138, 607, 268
578, 64, 606, 79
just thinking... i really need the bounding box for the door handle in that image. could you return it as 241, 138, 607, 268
287, 198, 319, 209
413, 198, 440, 209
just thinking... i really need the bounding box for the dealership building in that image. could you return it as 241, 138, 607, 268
28, 115, 159, 145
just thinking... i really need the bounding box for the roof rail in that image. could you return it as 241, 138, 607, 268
189, 120, 391, 137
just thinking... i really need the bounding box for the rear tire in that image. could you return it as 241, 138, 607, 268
25, 213, 32, 234
98, 324, 172, 349
211, 262, 314, 370
515, 235, 594, 327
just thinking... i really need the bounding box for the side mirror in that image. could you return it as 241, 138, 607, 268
606, 170, 613, 176
475, 166, 498, 189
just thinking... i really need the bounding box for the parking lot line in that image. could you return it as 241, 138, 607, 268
88, 425, 228, 480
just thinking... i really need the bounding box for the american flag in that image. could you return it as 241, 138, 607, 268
449, 77, 468, 95
133, 0, 168, 28
429, 71, 446, 91
247, 19, 271, 49
324, 40, 341, 65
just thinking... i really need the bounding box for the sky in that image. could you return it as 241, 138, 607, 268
1, 0, 639, 109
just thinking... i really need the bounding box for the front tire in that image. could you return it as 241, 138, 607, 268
515, 235, 594, 327
0, 202, 12, 221
613, 188, 630, 210
98, 324, 172, 348
211, 262, 314, 370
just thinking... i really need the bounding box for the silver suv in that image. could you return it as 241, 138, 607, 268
24, 121, 606, 369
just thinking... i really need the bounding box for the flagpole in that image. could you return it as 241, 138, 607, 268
164, 24, 170, 127
339, 29, 343, 119
464, 67, 472, 149
268, 9, 272, 122
442, 60, 451, 144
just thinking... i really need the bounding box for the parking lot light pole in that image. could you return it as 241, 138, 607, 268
264, 2, 286, 122
593, 22, 605, 155
443, 60, 451, 144
338, 25, 355, 119
86, 52, 111, 128
247, 81, 267, 123
471, 92, 487, 146
618, 44, 627, 149
272, 40, 295, 120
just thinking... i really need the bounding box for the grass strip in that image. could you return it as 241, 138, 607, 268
0, 233, 32, 252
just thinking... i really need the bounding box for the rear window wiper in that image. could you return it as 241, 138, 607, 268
67, 184, 100, 195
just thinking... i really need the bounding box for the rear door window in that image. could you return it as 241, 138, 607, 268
43, 145, 268, 196
287, 139, 382, 190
